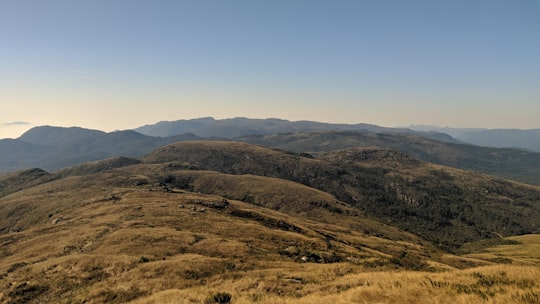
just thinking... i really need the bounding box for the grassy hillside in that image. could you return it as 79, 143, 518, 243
143, 141, 540, 251
0, 167, 447, 303
463, 234, 540, 266
1, 141, 540, 303
0, 157, 142, 199
0, 168, 52, 198
237, 131, 540, 185
1, 165, 538, 303
319, 148, 540, 249
129, 264, 540, 304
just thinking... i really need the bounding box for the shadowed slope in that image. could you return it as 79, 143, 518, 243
237, 131, 540, 185
0, 168, 52, 198
143, 141, 540, 250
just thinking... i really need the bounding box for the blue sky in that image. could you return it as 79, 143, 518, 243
1, 0, 539, 138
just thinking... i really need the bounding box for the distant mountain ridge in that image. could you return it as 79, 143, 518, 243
408, 125, 540, 152
18, 125, 106, 147
237, 131, 540, 185
0, 126, 210, 173
135, 117, 459, 143
1, 118, 540, 186
457, 129, 540, 152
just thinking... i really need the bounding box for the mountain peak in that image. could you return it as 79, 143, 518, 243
19, 126, 105, 146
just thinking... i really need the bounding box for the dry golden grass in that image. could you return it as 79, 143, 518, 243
0, 177, 401, 303
1, 166, 539, 304
465, 234, 540, 266
128, 264, 540, 304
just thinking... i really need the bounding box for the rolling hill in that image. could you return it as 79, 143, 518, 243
1, 141, 540, 303
3, 120, 540, 187
236, 131, 540, 185
143, 141, 540, 250
0, 148, 436, 303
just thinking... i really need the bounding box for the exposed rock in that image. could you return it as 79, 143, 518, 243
191, 198, 229, 209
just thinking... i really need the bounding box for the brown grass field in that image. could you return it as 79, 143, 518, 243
130, 264, 540, 304
1, 176, 539, 303
464, 234, 540, 266
1, 142, 539, 303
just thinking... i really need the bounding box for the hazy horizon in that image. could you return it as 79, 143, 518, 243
2, 1, 539, 139
3, 116, 540, 141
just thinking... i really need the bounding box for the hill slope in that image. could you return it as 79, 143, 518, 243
143, 141, 540, 250
2, 142, 540, 303
237, 131, 540, 185
0, 157, 441, 303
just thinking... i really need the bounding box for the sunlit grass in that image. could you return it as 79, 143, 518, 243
128, 264, 540, 304
465, 234, 540, 266
1, 163, 539, 304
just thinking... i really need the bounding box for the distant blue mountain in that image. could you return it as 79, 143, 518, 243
407, 125, 540, 152
135, 117, 459, 143
1, 126, 207, 173
1, 119, 540, 185
457, 129, 540, 152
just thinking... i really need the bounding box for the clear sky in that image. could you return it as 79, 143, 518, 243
1, 0, 539, 139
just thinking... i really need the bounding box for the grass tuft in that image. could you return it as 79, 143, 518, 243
204, 292, 232, 304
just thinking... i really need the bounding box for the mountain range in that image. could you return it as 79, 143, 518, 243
2, 118, 540, 303
134, 117, 458, 143
2, 118, 540, 185
0, 126, 207, 173
136, 118, 540, 152
408, 125, 540, 152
